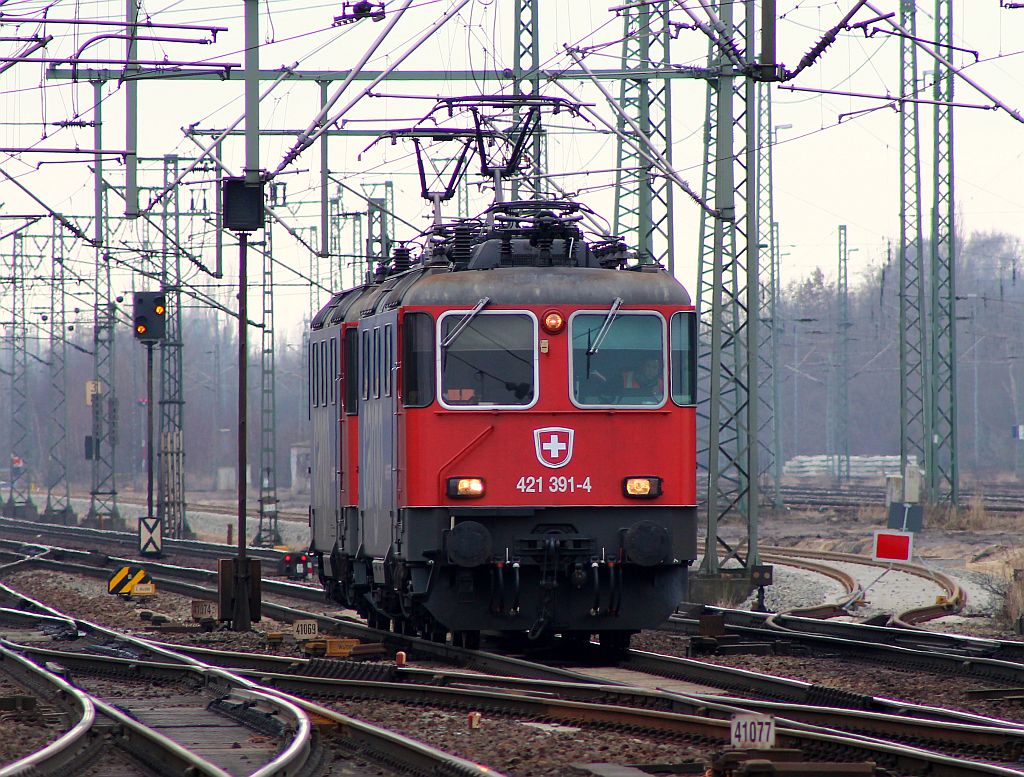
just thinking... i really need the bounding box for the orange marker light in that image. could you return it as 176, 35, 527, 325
541, 310, 565, 334
154, 304, 166, 315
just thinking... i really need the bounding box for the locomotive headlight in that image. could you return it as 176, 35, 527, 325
541, 310, 565, 334
623, 476, 662, 498
447, 477, 486, 498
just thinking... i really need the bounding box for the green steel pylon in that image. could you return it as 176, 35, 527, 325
928, 0, 959, 505
898, 0, 928, 490
696, 0, 762, 576
159, 154, 189, 539
257, 220, 281, 547
44, 221, 75, 523
756, 82, 781, 506
612, 1, 674, 269
830, 225, 850, 481
87, 82, 121, 529
511, 0, 543, 199
7, 233, 37, 519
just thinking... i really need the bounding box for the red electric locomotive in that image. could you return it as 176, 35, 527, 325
309, 200, 697, 651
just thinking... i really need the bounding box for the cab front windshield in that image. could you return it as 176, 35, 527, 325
571, 312, 665, 406
439, 312, 535, 407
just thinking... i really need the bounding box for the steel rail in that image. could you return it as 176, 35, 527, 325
2, 573, 1021, 775
15, 641, 1024, 776
0, 580, 499, 776
0, 643, 97, 777
761, 545, 966, 625
760, 552, 861, 620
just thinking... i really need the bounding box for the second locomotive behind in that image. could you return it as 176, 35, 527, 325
309, 200, 698, 650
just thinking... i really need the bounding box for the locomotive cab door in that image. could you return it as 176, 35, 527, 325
309, 330, 341, 560
357, 314, 399, 566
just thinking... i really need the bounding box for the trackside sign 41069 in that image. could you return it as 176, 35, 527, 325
872, 529, 914, 563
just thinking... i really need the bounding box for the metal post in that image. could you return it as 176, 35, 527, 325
147, 342, 154, 520
743, 0, 760, 567
319, 81, 330, 258
124, 0, 139, 216
234, 232, 251, 631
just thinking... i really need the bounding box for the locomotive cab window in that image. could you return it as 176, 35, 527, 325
570, 311, 666, 407
671, 312, 696, 406
402, 312, 434, 407
438, 311, 536, 408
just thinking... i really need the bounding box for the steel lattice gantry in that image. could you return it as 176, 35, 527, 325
365, 182, 394, 276
756, 83, 781, 506
928, 0, 958, 505
898, 0, 928, 493
830, 225, 850, 481
256, 222, 281, 546
511, 0, 543, 199
6, 233, 38, 520
44, 222, 75, 523
159, 155, 189, 539
87, 83, 122, 529
695, 0, 763, 584
612, 1, 674, 269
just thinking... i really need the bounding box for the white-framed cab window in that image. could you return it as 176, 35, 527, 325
437, 310, 538, 409
569, 310, 667, 408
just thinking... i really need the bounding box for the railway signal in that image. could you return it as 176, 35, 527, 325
132, 291, 167, 342
132, 291, 166, 559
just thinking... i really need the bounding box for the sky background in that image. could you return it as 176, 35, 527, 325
1, 0, 1024, 340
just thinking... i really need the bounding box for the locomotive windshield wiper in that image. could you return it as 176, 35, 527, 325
441, 297, 491, 348
586, 297, 623, 355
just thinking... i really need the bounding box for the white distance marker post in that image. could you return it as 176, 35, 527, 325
730, 713, 776, 749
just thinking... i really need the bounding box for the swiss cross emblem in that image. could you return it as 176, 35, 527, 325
534, 427, 574, 469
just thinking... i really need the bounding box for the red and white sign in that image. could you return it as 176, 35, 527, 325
872, 529, 914, 563
533, 427, 574, 469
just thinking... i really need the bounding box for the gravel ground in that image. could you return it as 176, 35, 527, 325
634, 624, 1024, 722
0, 693, 64, 768
737, 563, 848, 612
326, 699, 714, 777
0, 568, 308, 653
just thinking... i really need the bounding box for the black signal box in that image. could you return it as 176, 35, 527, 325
222, 177, 265, 232
133, 291, 167, 343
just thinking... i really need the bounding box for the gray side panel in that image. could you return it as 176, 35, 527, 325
359, 313, 398, 557
310, 329, 340, 553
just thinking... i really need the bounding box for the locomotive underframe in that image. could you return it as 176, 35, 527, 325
317, 505, 696, 637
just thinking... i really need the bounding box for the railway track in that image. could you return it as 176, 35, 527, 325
761, 545, 966, 626
6, 540, 1024, 774
5, 588, 1023, 776
771, 484, 1024, 513
0, 581, 497, 776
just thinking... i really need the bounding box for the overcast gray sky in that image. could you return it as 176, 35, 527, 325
1, 0, 1023, 336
